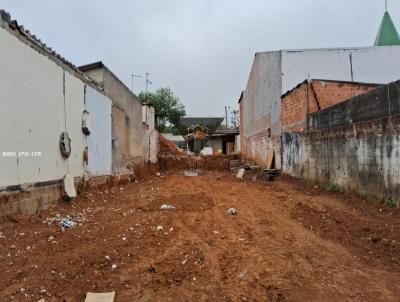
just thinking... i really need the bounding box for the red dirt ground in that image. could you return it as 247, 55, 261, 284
1, 172, 400, 301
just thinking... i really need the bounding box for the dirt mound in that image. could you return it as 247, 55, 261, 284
159, 135, 185, 156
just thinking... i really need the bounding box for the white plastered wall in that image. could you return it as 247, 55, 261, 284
0, 26, 85, 186
86, 86, 112, 176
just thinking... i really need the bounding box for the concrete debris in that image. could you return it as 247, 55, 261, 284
85, 292, 115, 302
184, 170, 198, 177
62, 173, 76, 200
160, 204, 175, 210
59, 218, 76, 229
43, 213, 86, 227
227, 208, 238, 216
236, 168, 245, 180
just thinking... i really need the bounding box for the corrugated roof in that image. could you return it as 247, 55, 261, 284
175, 117, 224, 135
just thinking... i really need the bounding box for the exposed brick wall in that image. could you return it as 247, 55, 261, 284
158, 155, 240, 172
0, 164, 160, 217
281, 80, 379, 132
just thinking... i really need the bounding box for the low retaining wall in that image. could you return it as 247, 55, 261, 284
158, 154, 241, 172
283, 80, 400, 201
0, 163, 159, 217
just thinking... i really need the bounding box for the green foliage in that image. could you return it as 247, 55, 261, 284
384, 198, 397, 208
230, 110, 240, 129
139, 87, 185, 132
360, 191, 369, 200
162, 125, 181, 135
324, 183, 341, 193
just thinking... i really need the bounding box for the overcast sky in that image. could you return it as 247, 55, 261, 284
1, 0, 398, 116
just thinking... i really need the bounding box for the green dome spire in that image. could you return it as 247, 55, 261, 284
374, 10, 400, 46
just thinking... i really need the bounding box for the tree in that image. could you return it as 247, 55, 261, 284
230, 110, 240, 130
139, 88, 186, 132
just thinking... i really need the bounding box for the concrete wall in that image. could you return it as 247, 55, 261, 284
83, 67, 146, 174
143, 129, 159, 164
0, 25, 85, 187
142, 105, 155, 130
283, 80, 400, 200
85, 86, 112, 176
242, 46, 400, 168
281, 47, 400, 94
241, 52, 282, 168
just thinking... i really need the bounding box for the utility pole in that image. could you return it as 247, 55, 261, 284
385, 0, 388, 11
131, 74, 142, 93
145, 73, 153, 93
225, 106, 231, 127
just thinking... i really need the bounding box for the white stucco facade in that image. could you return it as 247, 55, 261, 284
86, 86, 112, 176
0, 25, 86, 187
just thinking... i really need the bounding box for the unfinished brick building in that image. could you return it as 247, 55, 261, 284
281, 79, 381, 132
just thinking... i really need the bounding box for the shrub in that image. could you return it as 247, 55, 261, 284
324, 183, 341, 193
384, 198, 397, 208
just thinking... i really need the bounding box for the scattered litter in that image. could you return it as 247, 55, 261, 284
227, 208, 238, 216
156, 172, 161, 176
43, 213, 86, 226
184, 170, 198, 177
111, 264, 117, 270
85, 292, 115, 302
59, 218, 76, 229
236, 168, 245, 180
264, 173, 274, 181
160, 204, 175, 210
105, 255, 110, 261
48, 236, 55, 241
213, 230, 219, 234
156, 226, 163, 231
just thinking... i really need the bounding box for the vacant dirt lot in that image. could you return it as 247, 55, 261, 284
1, 171, 400, 301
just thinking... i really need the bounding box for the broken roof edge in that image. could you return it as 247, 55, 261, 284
238, 91, 244, 104
254, 44, 400, 57
0, 9, 104, 94
281, 79, 383, 99
79, 61, 141, 103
